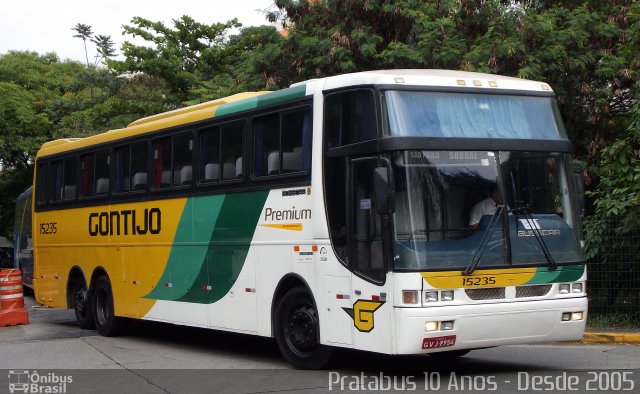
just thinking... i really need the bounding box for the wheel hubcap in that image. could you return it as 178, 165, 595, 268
286, 306, 318, 353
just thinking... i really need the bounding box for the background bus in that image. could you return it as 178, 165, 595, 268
31, 70, 587, 369
13, 187, 34, 293
0, 237, 13, 269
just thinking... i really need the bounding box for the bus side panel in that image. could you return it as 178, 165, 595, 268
34, 199, 186, 318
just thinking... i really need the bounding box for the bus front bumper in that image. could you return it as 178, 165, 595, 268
394, 297, 587, 354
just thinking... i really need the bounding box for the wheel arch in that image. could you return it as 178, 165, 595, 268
270, 273, 316, 337
89, 266, 109, 290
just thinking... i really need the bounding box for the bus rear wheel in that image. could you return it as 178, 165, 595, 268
275, 286, 333, 369
73, 286, 95, 329
93, 275, 126, 336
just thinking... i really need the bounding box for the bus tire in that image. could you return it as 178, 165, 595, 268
93, 275, 126, 336
428, 349, 471, 359
275, 286, 333, 369
73, 286, 95, 329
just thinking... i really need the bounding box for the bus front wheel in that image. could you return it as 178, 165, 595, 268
275, 286, 333, 369
93, 275, 126, 336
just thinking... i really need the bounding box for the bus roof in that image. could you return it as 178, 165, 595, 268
36, 69, 553, 159
318, 69, 553, 92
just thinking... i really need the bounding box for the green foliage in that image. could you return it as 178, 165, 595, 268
0, 81, 53, 169
0, 51, 171, 236
584, 94, 640, 259
110, 16, 242, 104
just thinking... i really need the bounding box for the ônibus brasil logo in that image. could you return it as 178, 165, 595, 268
8, 370, 73, 393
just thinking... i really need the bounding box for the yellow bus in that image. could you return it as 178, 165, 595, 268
33, 70, 587, 369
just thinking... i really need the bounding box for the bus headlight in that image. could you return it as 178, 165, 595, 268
441, 291, 454, 301
424, 291, 438, 303
572, 283, 583, 293
559, 284, 570, 294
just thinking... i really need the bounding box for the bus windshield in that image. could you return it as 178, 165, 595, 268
392, 150, 585, 270
385, 90, 567, 140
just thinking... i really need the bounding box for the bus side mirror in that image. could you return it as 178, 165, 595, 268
374, 167, 395, 215
572, 160, 585, 218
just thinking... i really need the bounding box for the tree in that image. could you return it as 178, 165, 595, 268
72, 23, 94, 68
92, 34, 117, 66
0, 51, 169, 236
110, 15, 242, 104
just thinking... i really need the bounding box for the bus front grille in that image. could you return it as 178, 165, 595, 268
465, 287, 506, 300
515, 284, 552, 298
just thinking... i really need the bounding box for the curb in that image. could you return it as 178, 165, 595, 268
582, 332, 640, 344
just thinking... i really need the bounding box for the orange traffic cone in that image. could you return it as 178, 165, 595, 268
0, 268, 29, 326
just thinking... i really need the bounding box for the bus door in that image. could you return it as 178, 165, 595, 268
348, 157, 394, 354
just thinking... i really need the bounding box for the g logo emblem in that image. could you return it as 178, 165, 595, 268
342, 299, 385, 332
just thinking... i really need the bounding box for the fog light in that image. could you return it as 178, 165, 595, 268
441, 291, 454, 301
425, 321, 439, 332
403, 290, 419, 305
561, 312, 572, 321
559, 284, 570, 294
441, 321, 454, 331
572, 283, 583, 293
424, 291, 438, 302
571, 312, 584, 321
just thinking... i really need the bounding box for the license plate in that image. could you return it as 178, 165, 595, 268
422, 335, 456, 349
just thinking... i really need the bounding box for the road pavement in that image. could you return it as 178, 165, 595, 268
0, 296, 638, 393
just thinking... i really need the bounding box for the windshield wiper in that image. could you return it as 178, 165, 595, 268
463, 204, 505, 276
512, 206, 557, 271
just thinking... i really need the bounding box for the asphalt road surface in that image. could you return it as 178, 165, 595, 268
0, 296, 638, 394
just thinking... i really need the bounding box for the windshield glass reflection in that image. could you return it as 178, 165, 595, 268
392, 151, 584, 271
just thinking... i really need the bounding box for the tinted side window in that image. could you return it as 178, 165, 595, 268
173, 133, 193, 186
62, 157, 77, 200
49, 160, 64, 201
152, 137, 171, 189
254, 114, 279, 177
221, 122, 244, 180
114, 146, 131, 193
200, 121, 244, 183
36, 162, 46, 206
254, 108, 311, 177
79, 154, 95, 198
131, 142, 148, 191
200, 126, 221, 183
325, 90, 376, 148
95, 149, 110, 195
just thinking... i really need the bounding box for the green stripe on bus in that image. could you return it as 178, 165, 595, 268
552, 264, 585, 283
215, 85, 307, 117
177, 190, 269, 303
526, 265, 585, 285
144, 195, 225, 300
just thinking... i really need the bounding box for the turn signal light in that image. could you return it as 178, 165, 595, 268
403, 290, 419, 305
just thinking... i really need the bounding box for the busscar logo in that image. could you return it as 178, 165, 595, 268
342, 299, 385, 332
517, 218, 561, 237
8, 370, 73, 393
